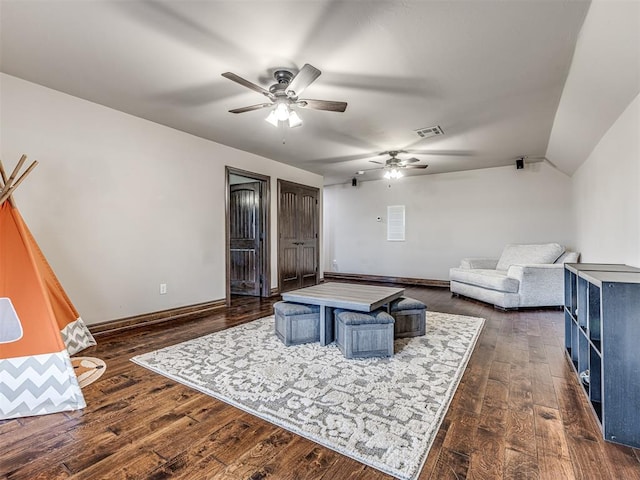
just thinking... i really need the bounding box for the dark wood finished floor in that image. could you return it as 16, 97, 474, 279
2, 284, 640, 479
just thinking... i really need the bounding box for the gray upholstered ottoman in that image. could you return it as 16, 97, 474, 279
390, 297, 427, 339
334, 309, 395, 359
273, 301, 320, 346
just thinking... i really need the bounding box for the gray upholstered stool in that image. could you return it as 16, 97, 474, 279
273, 301, 320, 346
390, 297, 427, 339
334, 309, 395, 359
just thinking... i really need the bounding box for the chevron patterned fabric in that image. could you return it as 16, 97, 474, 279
0, 350, 85, 420
61, 318, 96, 356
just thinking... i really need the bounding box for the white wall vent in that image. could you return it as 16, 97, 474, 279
387, 205, 405, 241
415, 125, 444, 138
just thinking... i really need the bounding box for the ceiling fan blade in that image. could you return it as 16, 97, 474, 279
298, 99, 348, 112
222, 72, 274, 100
286, 64, 321, 97
405, 149, 475, 157
229, 103, 272, 114
369, 160, 384, 165
379, 150, 407, 156
402, 157, 420, 164
405, 164, 429, 169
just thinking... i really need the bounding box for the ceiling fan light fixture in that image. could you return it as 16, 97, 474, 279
288, 110, 302, 128
265, 109, 279, 127
274, 102, 290, 121
265, 102, 302, 128
384, 167, 403, 180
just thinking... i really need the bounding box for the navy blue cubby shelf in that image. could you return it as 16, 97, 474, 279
564, 263, 640, 447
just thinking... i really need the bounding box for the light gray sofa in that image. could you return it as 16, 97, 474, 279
449, 243, 579, 309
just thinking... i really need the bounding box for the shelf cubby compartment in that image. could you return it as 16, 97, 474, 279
564, 309, 574, 353
589, 345, 602, 423
577, 329, 590, 396
569, 317, 579, 371
564, 267, 577, 315
576, 276, 588, 331
587, 282, 601, 352
591, 401, 603, 425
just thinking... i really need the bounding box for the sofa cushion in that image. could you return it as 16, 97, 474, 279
449, 268, 520, 293
450, 280, 521, 309
496, 243, 564, 271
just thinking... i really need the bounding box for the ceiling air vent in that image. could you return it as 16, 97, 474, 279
415, 125, 444, 138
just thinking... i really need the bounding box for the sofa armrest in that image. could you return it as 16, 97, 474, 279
507, 264, 564, 306
460, 257, 499, 269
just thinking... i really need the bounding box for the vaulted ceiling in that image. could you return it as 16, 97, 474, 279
1, 1, 592, 185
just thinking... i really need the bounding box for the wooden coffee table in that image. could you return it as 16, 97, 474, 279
281, 282, 405, 345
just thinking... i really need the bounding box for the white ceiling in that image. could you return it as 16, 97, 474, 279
0, 0, 591, 185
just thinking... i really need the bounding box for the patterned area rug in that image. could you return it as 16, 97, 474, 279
131, 311, 484, 480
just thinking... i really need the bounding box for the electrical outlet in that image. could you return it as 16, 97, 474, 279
160, 283, 167, 295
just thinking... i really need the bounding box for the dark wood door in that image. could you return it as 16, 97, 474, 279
279, 181, 319, 293
230, 182, 262, 296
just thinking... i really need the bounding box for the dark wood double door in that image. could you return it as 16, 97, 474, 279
278, 180, 320, 293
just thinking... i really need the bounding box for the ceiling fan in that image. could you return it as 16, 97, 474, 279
222, 64, 347, 128
367, 151, 428, 179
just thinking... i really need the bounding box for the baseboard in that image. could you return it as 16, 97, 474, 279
89, 299, 226, 337
323, 272, 449, 288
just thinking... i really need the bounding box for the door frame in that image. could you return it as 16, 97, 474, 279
277, 179, 320, 293
225, 167, 271, 306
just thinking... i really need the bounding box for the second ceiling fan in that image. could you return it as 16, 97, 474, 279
222, 64, 347, 128
368, 151, 428, 179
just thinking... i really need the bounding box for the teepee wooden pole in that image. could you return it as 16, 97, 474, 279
0, 159, 16, 207
1, 154, 27, 193
0, 160, 7, 183
0, 160, 38, 206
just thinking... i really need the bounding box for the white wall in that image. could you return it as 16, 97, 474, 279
324, 163, 574, 280
0, 74, 323, 323
571, 93, 640, 266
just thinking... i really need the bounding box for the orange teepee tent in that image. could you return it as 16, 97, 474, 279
0, 156, 93, 419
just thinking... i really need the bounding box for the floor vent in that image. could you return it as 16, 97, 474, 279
415, 125, 444, 138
